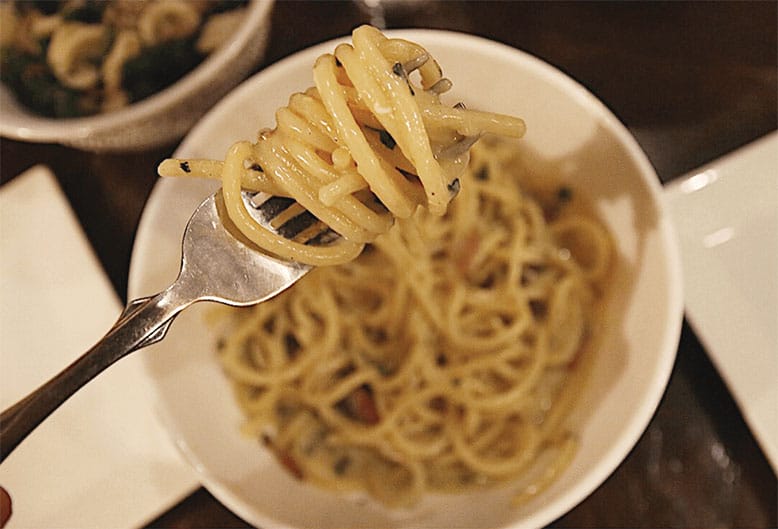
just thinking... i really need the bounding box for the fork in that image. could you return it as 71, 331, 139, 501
0, 190, 328, 463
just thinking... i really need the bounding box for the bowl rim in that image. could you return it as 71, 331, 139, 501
0, 0, 275, 142
129, 27, 684, 529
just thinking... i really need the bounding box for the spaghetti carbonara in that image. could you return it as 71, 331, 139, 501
158, 25, 526, 265
215, 137, 613, 506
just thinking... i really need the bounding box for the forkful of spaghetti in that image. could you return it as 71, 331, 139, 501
158, 24, 525, 266
0, 25, 527, 463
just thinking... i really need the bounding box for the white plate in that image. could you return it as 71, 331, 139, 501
128, 30, 683, 528
664, 131, 778, 472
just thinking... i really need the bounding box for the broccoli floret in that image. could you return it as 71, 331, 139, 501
1, 47, 84, 117
122, 37, 204, 103
63, 1, 107, 24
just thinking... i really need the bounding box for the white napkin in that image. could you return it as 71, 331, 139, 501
0, 166, 198, 529
664, 132, 778, 473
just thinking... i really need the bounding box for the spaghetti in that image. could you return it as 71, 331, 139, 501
158, 25, 526, 265
160, 25, 613, 506
215, 137, 614, 506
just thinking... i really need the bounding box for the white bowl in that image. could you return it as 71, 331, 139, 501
0, 0, 274, 152
128, 29, 683, 529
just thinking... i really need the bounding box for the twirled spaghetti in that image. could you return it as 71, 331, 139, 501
214, 137, 614, 507
158, 25, 526, 265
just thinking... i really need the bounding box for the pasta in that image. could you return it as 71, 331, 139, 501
0, 1, 248, 117
161, 26, 612, 507
214, 136, 613, 506
158, 25, 526, 265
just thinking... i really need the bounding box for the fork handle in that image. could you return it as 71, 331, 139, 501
0, 288, 191, 463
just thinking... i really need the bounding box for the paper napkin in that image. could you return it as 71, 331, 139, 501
0, 166, 198, 529
664, 132, 778, 472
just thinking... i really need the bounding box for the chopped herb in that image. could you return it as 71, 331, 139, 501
334, 457, 351, 475
390, 62, 414, 95
372, 361, 393, 377
557, 186, 573, 202
262, 315, 276, 333
283, 333, 301, 359
378, 129, 396, 150
179, 161, 191, 173
478, 274, 495, 288
447, 178, 461, 196
475, 165, 489, 181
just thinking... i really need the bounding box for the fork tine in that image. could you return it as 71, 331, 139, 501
242, 191, 338, 246
277, 210, 320, 239
252, 194, 296, 220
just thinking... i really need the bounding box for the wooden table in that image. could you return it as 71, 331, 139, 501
1, 2, 775, 527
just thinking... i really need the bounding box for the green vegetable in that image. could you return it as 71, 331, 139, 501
63, 1, 106, 24
0, 47, 86, 118
1, 1, 248, 118
121, 37, 204, 103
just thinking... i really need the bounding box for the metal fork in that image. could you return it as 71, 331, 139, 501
0, 190, 329, 463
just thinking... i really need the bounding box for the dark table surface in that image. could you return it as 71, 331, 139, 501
1, 1, 776, 527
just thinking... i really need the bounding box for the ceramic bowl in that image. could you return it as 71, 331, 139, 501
128, 29, 683, 529
0, 0, 275, 152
